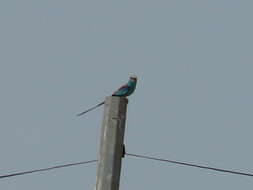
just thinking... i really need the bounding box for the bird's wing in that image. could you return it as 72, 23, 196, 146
112, 84, 129, 95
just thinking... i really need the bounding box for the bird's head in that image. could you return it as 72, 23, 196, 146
130, 75, 137, 81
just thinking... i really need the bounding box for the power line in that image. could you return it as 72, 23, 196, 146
126, 153, 253, 177
1, 152, 253, 179
0, 159, 97, 179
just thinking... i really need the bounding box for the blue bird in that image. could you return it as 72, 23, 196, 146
76, 75, 137, 117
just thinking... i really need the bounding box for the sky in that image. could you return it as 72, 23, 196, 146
0, 0, 253, 189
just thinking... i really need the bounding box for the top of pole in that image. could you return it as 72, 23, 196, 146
95, 96, 128, 190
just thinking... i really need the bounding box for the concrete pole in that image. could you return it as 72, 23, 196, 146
95, 96, 128, 190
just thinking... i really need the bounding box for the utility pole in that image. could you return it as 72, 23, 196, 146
95, 96, 128, 190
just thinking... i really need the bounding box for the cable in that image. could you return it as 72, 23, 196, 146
126, 153, 253, 177
0, 159, 97, 179
2, 153, 253, 179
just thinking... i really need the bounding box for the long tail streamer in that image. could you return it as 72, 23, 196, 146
76, 101, 105, 117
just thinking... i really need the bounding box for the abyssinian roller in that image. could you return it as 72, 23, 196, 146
76, 75, 137, 116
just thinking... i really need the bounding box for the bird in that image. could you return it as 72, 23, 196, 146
76, 75, 137, 117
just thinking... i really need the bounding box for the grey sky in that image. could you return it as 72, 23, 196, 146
0, 0, 253, 189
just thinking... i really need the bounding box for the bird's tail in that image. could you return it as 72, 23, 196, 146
76, 101, 105, 117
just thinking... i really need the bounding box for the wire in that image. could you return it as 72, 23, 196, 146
0, 159, 97, 179
2, 153, 253, 179
126, 153, 253, 177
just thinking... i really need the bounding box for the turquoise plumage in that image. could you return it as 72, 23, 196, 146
112, 76, 137, 97
77, 75, 137, 117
